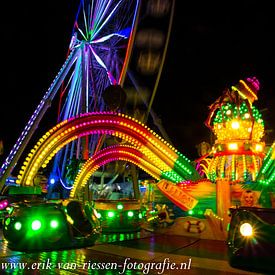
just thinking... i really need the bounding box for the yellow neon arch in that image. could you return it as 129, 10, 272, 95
17, 112, 197, 186
70, 144, 163, 198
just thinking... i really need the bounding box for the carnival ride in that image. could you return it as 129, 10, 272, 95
0, 0, 175, 191
1, 0, 275, 253
3, 199, 101, 251
202, 76, 275, 207
0, 0, 177, 242
9, 76, 275, 234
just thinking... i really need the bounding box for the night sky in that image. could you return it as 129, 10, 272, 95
1, 1, 275, 166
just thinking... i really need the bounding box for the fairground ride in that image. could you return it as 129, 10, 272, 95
0, 0, 176, 197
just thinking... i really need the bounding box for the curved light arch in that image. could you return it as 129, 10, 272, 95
17, 112, 200, 186
70, 144, 167, 198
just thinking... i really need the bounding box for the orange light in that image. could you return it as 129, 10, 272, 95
255, 144, 263, 152
231, 121, 240, 129
228, 143, 238, 150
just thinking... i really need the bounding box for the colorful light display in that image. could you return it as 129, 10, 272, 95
3, 200, 101, 251
255, 141, 275, 186
13, 76, 275, 227
205, 77, 265, 183
94, 200, 142, 233
70, 144, 185, 198
16, 112, 200, 187
0, 0, 142, 190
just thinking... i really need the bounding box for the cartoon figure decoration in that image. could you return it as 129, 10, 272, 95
240, 190, 261, 207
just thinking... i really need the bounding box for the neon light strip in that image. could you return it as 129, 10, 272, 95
0, 48, 79, 183
17, 112, 200, 186
70, 144, 168, 198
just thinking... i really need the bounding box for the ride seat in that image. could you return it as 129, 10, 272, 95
66, 201, 93, 237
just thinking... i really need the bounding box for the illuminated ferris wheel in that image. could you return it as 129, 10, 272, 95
0, 0, 175, 191
51, 0, 141, 187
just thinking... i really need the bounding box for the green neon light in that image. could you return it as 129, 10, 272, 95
117, 204, 123, 210
127, 211, 134, 217
50, 220, 59, 229
107, 211, 115, 218
14, 221, 22, 230
31, 220, 42, 231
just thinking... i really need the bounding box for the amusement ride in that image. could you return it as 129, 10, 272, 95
1, 0, 275, 255
0, 0, 175, 193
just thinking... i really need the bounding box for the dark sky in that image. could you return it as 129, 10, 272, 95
1, 0, 275, 165
154, 1, 275, 158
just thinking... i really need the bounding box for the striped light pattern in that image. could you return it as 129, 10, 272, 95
53, 0, 141, 186
16, 112, 200, 186
256, 142, 275, 185
208, 154, 263, 182
70, 144, 185, 198
206, 78, 265, 182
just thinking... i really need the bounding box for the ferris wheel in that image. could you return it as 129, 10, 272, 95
0, 0, 175, 191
